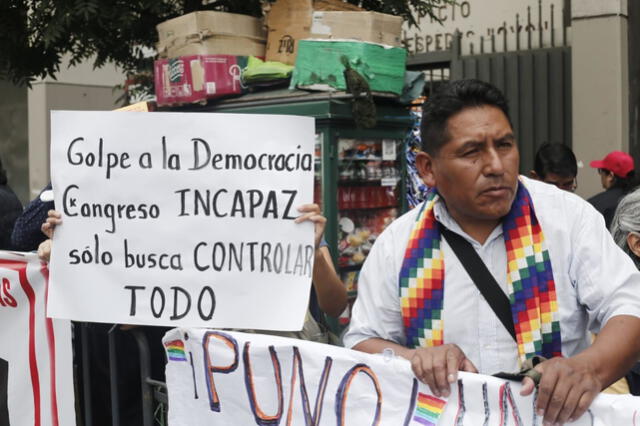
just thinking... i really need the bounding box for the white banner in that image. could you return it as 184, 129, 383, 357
164, 328, 640, 425
0, 251, 75, 426
48, 111, 315, 330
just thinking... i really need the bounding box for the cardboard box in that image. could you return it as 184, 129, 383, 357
290, 40, 407, 95
310, 11, 403, 46
156, 11, 266, 58
265, 0, 363, 65
154, 55, 249, 106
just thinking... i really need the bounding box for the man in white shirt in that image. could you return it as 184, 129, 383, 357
344, 79, 640, 425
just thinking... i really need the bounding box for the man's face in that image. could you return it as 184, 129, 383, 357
598, 168, 614, 189
417, 105, 520, 225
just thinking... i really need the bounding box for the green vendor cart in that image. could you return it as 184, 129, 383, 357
173, 88, 414, 335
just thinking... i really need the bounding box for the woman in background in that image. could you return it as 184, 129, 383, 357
611, 188, 640, 268
609, 187, 640, 394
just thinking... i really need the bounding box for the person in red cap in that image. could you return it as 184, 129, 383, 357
588, 150, 636, 228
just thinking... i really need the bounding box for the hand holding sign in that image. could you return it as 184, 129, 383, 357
520, 355, 601, 425
38, 210, 62, 262
37, 240, 52, 263
294, 203, 326, 250
294, 203, 347, 318
41, 209, 62, 239
48, 111, 316, 330
164, 329, 639, 425
520, 314, 640, 425
410, 344, 478, 398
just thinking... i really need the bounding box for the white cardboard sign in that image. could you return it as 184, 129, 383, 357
0, 251, 75, 426
164, 328, 640, 426
48, 111, 315, 330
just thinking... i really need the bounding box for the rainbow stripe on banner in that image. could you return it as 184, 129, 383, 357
164, 339, 187, 362
413, 392, 446, 425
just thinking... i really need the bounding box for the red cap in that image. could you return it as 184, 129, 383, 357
589, 151, 634, 178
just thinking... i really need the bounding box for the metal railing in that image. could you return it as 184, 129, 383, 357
77, 323, 168, 426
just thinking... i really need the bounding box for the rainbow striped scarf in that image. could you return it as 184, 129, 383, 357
399, 181, 562, 363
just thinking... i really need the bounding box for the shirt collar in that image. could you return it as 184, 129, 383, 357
433, 197, 504, 248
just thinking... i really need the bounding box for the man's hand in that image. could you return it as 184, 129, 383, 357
41, 209, 62, 239
520, 356, 601, 425
37, 239, 52, 263
411, 344, 478, 397
294, 203, 326, 250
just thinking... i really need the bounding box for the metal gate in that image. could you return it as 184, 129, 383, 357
407, 31, 572, 174
454, 46, 571, 173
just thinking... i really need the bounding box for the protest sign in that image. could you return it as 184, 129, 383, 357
47, 111, 315, 330
0, 251, 75, 426
164, 328, 640, 425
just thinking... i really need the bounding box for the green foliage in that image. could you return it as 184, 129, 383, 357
0, 0, 453, 97
1, 0, 182, 87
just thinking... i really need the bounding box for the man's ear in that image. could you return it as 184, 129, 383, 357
607, 171, 616, 186
529, 170, 540, 180
627, 233, 640, 259
415, 151, 437, 187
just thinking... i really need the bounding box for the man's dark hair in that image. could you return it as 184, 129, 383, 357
534, 143, 577, 178
611, 171, 637, 192
420, 79, 511, 154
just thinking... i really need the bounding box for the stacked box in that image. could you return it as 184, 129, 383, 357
310, 11, 403, 46
156, 11, 266, 58
265, 0, 364, 65
154, 55, 249, 106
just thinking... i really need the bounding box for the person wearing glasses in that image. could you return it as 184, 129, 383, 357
530, 143, 578, 192
588, 151, 636, 229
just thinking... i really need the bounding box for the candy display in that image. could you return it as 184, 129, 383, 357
337, 207, 398, 267
337, 186, 398, 210
336, 137, 401, 271
311, 135, 404, 332
314, 133, 323, 208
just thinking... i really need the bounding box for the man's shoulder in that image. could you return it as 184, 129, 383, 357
587, 188, 623, 210
522, 175, 597, 222
522, 175, 605, 236
522, 175, 585, 206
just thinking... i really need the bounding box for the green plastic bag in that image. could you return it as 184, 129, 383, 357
290, 40, 406, 95
243, 56, 294, 84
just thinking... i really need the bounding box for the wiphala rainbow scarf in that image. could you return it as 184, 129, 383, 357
399, 182, 562, 363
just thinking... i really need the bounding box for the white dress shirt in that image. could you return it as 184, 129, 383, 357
343, 176, 640, 374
